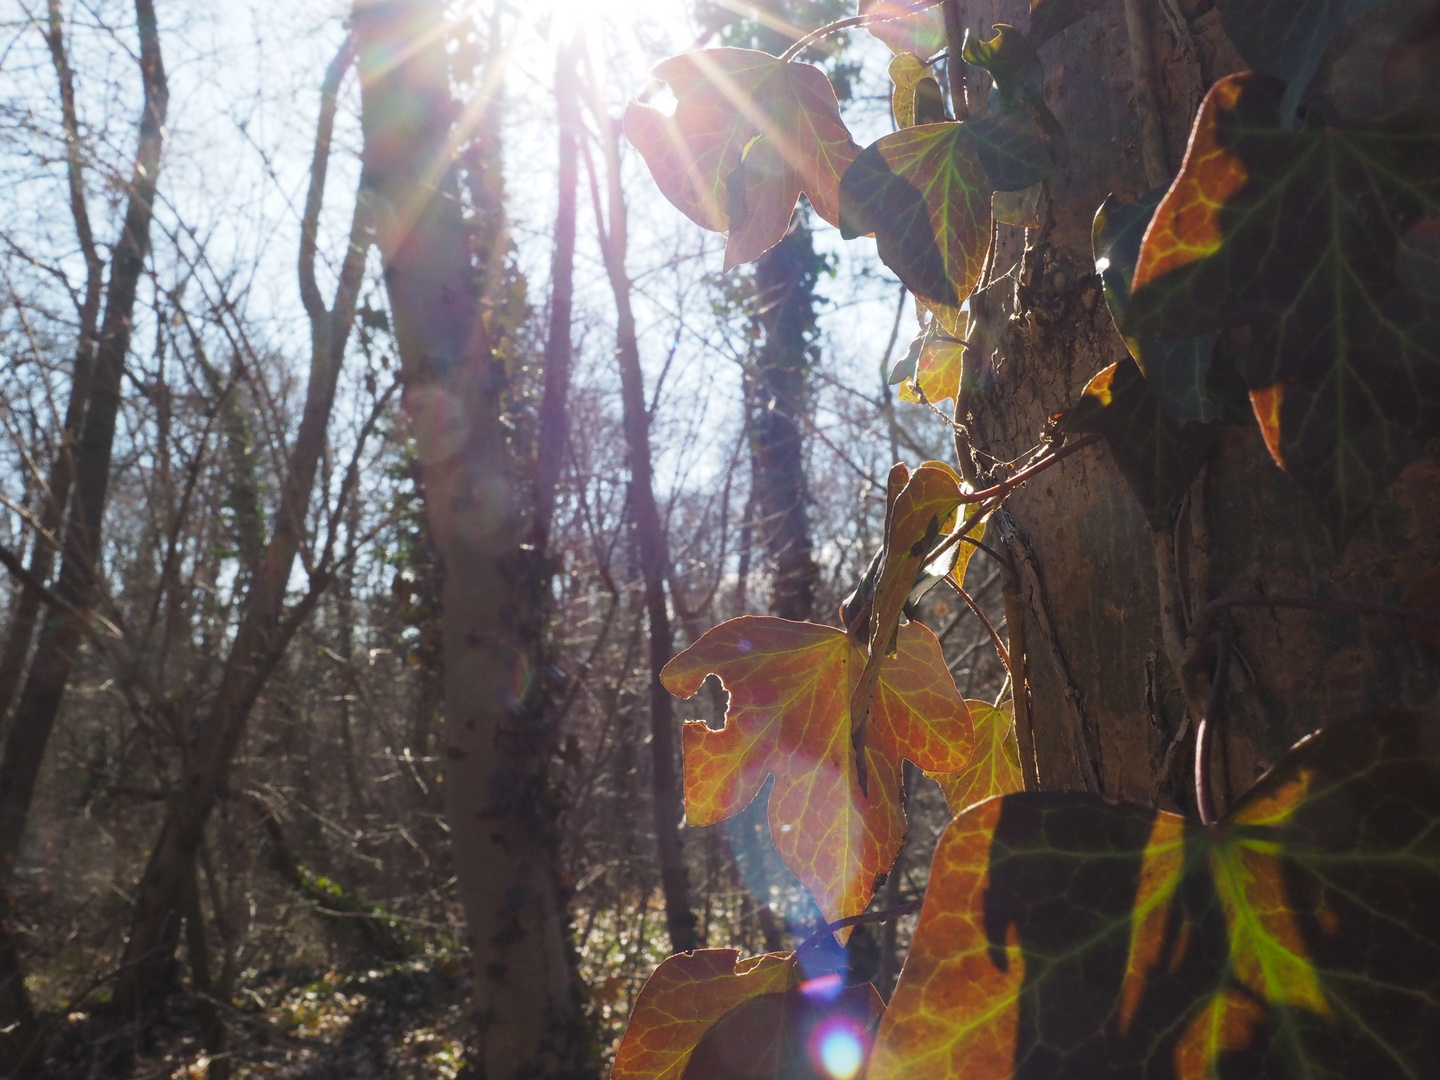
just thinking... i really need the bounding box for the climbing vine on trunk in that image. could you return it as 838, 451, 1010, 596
612, 0, 1440, 1076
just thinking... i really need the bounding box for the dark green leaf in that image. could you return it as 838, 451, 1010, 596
967, 105, 1059, 191
1218, 0, 1385, 123
839, 125, 992, 336
1062, 358, 1220, 527
1127, 72, 1440, 538
870, 709, 1440, 1080
1093, 189, 1222, 423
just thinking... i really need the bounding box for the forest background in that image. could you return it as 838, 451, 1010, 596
0, 0, 975, 1075
3, 0, 1439, 1077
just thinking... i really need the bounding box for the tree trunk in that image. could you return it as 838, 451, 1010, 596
0, 2, 167, 1067
588, 105, 701, 955
957, 0, 1440, 813
353, 4, 593, 1076
748, 215, 822, 623
116, 35, 366, 1019
0, 0, 108, 727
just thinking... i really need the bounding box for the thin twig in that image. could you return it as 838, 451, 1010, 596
944, 573, 1011, 677
779, 0, 948, 62
797, 898, 925, 952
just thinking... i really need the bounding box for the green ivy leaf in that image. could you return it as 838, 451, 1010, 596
1062, 358, 1220, 527
870, 709, 1440, 1080
889, 53, 947, 128
961, 25, 1066, 190
1218, 0, 1385, 124
1093, 189, 1222, 424
840, 124, 992, 336
1127, 72, 1440, 539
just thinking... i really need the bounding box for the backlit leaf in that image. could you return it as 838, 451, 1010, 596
613, 950, 793, 1080
839, 124, 992, 336
898, 319, 967, 404
624, 49, 860, 270
1127, 72, 1440, 537
888, 54, 947, 129
1403, 561, 1440, 653
861, 0, 947, 58
684, 977, 885, 1080
871, 709, 1440, 1080
1217, 0, 1385, 124
1092, 189, 1221, 424
663, 617, 972, 925
992, 182, 1044, 227
930, 699, 1025, 814
1062, 359, 1220, 527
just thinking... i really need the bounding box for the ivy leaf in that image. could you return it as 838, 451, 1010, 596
839, 124, 992, 336
1403, 561, 1440, 653
861, 0, 948, 58
1028, 0, 1104, 46
929, 699, 1024, 814
897, 319, 967, 404
1127, 72, 1440, 538
685, 977, 885, 1080
889, 54, 947, 129
624, 49, 860, 270
1093, 189, 1221, 424
662, 617, 973, 925
870, 709, 1440, 1080
613, 950, 794, 1080
1218, 0, 1385, 124
961, 24, 1067, 190
1062, 359, 1219, 527
992, 183, 1044, 227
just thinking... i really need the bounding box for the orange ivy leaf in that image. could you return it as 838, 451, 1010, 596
612, 949, 792, 1080
624, 49, 859, 270
685, 975, 885, 1080
662, 617, 972, 925
850, 465, 964, 773
871, 710, 1440, 1080
928, 699, 1024, 813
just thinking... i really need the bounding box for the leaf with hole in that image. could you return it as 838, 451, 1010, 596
1127, 72, 1440, 538
839, 124, 992, 336
624, 49, 859, 270
871, 709, 1440, 1080
663, 616, 972, 925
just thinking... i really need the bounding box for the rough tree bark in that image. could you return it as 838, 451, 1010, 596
117, 34, 368, 1018
587, 88, 701, 954
747, 215, 823, 623
950, 0, 1440, 813
0, 2, 167, 1069
353, 3, 594, 1075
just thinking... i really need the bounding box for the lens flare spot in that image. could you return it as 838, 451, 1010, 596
815, 1021, 865, 1080
799, 973, 843, 1002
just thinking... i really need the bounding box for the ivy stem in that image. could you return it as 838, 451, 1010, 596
1194, 629, 1229, 827
957, 432, 1102, 504
797, 898, 925, 952
945, 573, 1011, 678
778, 0, 948, 63
1193, 594, 1440, 636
